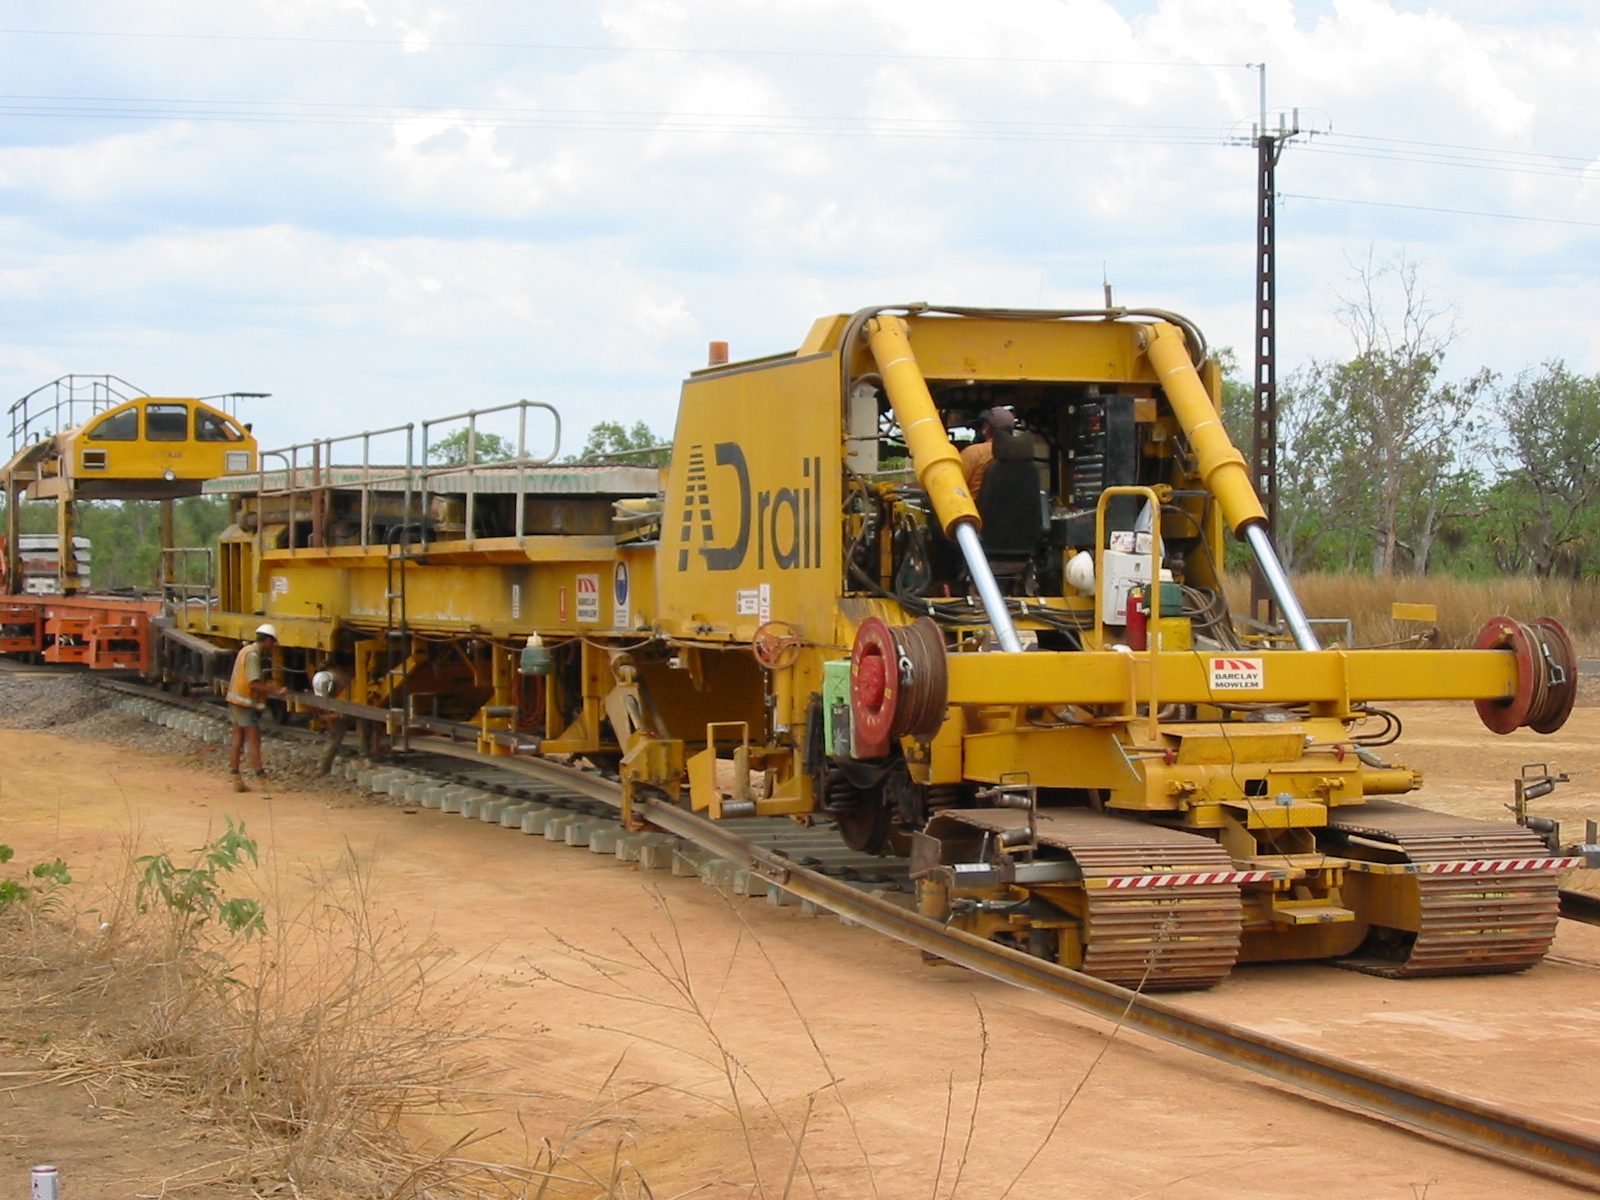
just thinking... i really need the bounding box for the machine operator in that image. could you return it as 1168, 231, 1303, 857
960, 406, 1016, 496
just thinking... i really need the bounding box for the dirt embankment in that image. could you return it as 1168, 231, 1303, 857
0, 674, 1595, 1198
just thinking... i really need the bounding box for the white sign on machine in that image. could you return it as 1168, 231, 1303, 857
575, 573, 600, 623
1209, 657, 1265, 690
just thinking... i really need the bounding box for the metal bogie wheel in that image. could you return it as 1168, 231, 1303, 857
883, 765, 928, 828
835, 799, 893, 855
824, 765, 894, 855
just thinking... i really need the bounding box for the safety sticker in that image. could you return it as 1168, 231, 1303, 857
735, 588, 759, 616
612, 562, 631, 630
575, 573, 600, 623
1208, 656, 1264, 690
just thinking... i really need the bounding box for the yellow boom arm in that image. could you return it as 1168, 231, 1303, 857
866, 314, 1021, 652
1141, 322, 1266, 534
1140, 321, 1321, 651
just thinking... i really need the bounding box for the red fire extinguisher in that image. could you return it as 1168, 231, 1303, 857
1126, 584, 1149, 651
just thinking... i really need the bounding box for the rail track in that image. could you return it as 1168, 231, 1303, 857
91, 677, 1600, 1191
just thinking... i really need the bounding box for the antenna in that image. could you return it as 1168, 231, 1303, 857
1103, 261, 1113, 309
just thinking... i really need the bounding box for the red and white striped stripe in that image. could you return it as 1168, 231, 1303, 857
1420, 857, 1585, 875
1092, 869, 1280, 889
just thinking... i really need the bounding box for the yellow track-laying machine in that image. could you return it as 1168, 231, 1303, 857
175, 305, 1585, 989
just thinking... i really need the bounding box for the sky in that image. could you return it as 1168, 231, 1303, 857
0, 0, 1596, 454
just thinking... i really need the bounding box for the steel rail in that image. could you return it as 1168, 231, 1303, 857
634, 798, 1600, 1191
1561, 889, 1600, 929
83, 691, 1600, 1189
396, 738, 1600, 1190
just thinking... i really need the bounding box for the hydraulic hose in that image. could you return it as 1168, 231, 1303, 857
865, 315, 1023, 653
1140, 322, 1320, 651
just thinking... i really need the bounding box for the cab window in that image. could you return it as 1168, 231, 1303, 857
86, 409, 138, 441
145, 403, 189, 441
194, 408, 243, 442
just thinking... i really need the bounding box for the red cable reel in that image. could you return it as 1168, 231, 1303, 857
1473, 616, 1576, 735
849, 616, 949, 758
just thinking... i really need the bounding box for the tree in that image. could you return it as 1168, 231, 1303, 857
564, 420, 666, 464
1283, 254, 1489, 575
1272, 364, 1350, 571
1492, 360, 1600, 577
428, 428, 515, 466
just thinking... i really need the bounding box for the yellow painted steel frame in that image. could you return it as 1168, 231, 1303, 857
178, 308, 1550, 885
946, 647, 1515, 708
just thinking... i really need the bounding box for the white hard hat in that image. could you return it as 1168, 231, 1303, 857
311, 670, 336, 697
255, 623, 279, 640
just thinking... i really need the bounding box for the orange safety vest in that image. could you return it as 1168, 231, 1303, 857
226, 643, 263, 709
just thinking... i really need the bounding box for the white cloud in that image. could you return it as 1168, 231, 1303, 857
0, 0, 1594, 450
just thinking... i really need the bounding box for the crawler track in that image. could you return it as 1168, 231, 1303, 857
931, 808, 1245, 990
1331, 800, 1565, 978
95, 680, 1600, 1190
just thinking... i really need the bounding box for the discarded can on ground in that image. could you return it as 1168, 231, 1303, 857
32, 1165, 59, 1200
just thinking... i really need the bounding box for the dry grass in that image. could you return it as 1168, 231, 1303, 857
0, 844, 553, 1199
533, 890, 1144, 1200
1225, 571, 1600, 655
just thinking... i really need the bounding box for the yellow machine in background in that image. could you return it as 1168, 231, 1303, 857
170, 306, 1582, 989
1, 378, 257, 593
0, 376, 259, 671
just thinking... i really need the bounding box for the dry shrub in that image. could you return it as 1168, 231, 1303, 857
0, 843, 508, 1198
1225, 571, 1600, 655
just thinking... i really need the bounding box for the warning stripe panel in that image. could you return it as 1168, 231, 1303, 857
1420, 857, 1585, 875
1088, 869, 1280, 889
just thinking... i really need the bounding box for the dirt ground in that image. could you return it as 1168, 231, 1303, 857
0, 678, 1596, 1199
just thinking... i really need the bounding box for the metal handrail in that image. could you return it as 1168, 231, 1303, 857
159, 547, 215, 628
420, 400, 562, 551
252, 401, 560, 553
253, 425, 414, 553
7, 375, 148, 454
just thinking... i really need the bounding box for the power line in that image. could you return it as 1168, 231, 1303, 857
0, 26, 1251, 69
0, 88, 1588, 185
0, 86, 1594, 198
0, 93, 1236, 144
1282, 192, 1600, 230
1331, 130, 1599, 169
1306, 140, 1596, 183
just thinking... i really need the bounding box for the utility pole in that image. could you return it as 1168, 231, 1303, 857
1248, 64, 1303, 626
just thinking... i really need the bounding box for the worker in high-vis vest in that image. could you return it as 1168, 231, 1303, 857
227, 623, 287, 791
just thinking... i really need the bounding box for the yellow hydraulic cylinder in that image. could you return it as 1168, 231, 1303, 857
866, 315, 981, 536
866, 314, 1021, 653
1140, 322, 1266, 536
1141, 321, 1319, 651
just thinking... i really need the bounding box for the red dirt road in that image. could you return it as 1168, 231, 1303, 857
1, 697, 1597, 1199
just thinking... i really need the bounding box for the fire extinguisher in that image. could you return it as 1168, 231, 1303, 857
1126, 584, 1149, 651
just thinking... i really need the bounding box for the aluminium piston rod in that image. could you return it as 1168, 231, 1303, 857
865, 315, 1023, 653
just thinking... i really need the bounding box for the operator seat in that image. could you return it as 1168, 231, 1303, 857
976, 428, 1045, 591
